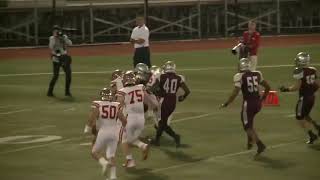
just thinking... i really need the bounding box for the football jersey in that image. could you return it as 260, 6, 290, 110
118, 84, 145, 115
91, 100, 121, 130
234, 71, 263, 100
293, 67, 318, 97
111, 77, 123, 91
159, 73, 185, 102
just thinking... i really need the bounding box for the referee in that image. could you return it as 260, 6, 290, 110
130, 17, 151, 68
47, 25, 73, 97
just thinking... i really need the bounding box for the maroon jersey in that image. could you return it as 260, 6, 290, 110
234, 71, 264, 101
293, 67, 318, 97
159, 73, 185, 104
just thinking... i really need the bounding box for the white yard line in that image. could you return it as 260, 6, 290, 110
1, 64, 319, 77
0, 137, 80, 155
12, 125, 56, 134
0, 108, 32, 115
151, 140, 300, 173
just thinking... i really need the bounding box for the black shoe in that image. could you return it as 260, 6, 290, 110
174, 135, 181, 148
256, 143, 266, 155
306, 134, 318, 144
47, 92, 54, 97
247, 143, 253, 150
65, 92, 72, 97
154, 125, 158, 130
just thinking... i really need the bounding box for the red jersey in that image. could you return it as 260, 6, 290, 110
242, 31, 260, 56
293, 67, 319, 97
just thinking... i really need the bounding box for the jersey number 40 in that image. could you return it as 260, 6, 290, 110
164, 78, 178, 94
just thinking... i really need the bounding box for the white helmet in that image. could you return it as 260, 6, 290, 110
239, 58, 251, 71
295, 52, 310, 68
163, 61, 176, 73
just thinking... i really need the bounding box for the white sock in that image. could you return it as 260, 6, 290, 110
110, 166, 117, 179
98, 157, 108, 166
126, 154, 133, 160
132, 140, 147, 149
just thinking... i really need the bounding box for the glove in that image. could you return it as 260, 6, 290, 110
279, 86, 290, 92
178, 96, 186, 102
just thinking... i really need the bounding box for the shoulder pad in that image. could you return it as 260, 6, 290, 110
293, 67, 304, 80
233, 73, 243, 82
309, 66, 317, 71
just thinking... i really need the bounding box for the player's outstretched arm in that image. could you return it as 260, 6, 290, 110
220, 87, 240, 108
280, 80, 301, 92
179, 82, 191, 102
260, 80, 271, 101
84, 107, 99, 135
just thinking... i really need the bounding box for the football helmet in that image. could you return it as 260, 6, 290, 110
111, 69, 123, 80
135, 63, 150, 74
163, 61, 176, 73
295, 52, 310, 67
239, 58, 251, 71
150, 65, 161, 74
100, 88, 113, 101
122, 70, 136, 86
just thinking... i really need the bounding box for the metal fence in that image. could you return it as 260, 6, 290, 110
0, 0, 319, 47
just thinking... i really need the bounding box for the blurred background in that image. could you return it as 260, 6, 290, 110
0, 0, 319, 47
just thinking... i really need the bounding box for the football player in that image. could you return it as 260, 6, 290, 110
87, 88, 127, 180
221, 58, 271, 155
116, 71, 158, 168
152, 61, 191, 147
280, 52, 320, 144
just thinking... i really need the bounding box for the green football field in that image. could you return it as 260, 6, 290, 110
0, 45, 319, 180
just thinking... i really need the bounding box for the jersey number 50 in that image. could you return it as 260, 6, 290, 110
101, 105, 117, 119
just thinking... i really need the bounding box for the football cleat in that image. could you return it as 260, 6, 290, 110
256, 143, 266, 155
122, 159, 136, 168
295, 52, 310, 68
247, 143, 253, 150
163, 61, 176, 73
306, 134, 318, 144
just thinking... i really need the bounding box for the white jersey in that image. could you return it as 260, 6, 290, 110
118, 84, 145, 115
91, 100, 121, 131
111, 77, 124, 91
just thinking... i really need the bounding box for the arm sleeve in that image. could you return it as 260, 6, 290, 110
252, 32, 260, 48
233, 73, 242, 88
